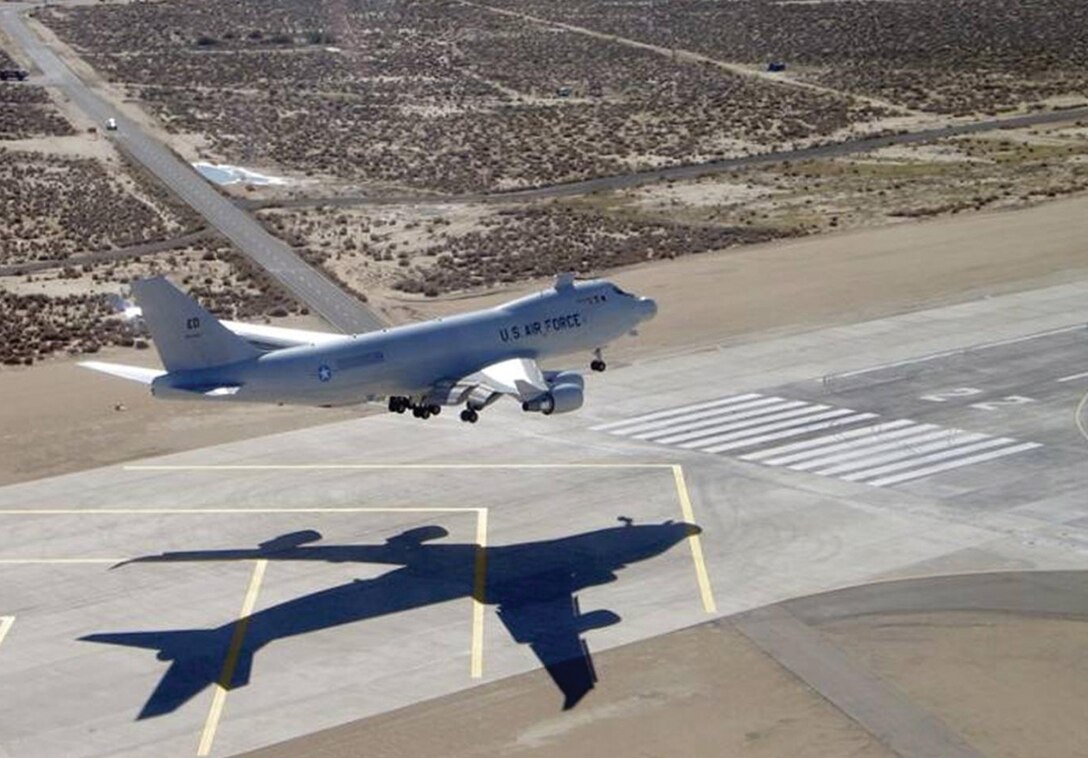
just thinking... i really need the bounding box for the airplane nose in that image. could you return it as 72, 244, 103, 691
639, 297, 658, 321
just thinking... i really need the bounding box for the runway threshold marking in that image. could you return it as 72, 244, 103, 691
672, 465, 717, 614
197, 559, 268, 758
471, 508, 488, 679
0, 616, 14, 653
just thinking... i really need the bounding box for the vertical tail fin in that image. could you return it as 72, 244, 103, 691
131, 277, 260, 372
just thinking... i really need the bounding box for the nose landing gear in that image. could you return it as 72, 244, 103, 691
590, 348, 606, 373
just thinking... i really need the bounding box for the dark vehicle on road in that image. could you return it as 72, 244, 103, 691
0, 69, 29, 81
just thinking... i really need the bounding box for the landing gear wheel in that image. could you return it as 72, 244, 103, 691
389, 396, 408, 414
428, 404, 442, 416
419, 408, 431, 420
460, 408, 479, 423
591, 359, 607, 372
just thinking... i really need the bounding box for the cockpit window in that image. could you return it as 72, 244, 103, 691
611, 285, 633, 297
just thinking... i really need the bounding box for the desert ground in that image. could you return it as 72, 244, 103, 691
1, 0, 1086, 335
481, 0, 1088, 116
259, 118, 1088, 301
39, 0, 887, 194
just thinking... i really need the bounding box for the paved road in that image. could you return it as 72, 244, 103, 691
0, 5, 384, 334
250, 105, 1088, 210
0, 229, 213, 276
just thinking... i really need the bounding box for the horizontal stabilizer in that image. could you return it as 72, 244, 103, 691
81, 627, 234, 719
220, 320, 347, 350
79, 361, 165, 385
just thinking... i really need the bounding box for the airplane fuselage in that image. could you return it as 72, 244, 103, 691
151, 279, 655, 406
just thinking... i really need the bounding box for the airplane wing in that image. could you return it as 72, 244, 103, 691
429, 357, 550, 407
469, 357, 549, 398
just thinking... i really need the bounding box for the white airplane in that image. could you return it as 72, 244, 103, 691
82, 273, 657, 422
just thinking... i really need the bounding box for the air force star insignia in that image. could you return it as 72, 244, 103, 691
317, 364, 332, 382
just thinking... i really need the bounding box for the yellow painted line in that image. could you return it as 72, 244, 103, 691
672, 465, 717, 614
127, 463, 672, 471
197, 559, 268, 757
0, 508, 478, 515
1076, 389, 1088, 445
0, 616, 14, 651
470, 508, 488, 679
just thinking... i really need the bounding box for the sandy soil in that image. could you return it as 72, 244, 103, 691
0, 133, 116, 161
0, 345, 362, 484
238, 620, 893, 758
822, 611, 1088, 758
5, 191, 1088, 486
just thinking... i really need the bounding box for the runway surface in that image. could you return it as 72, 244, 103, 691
596, 326, 1088, 492
1, 278, 1087, 756
0, 3, 384, 334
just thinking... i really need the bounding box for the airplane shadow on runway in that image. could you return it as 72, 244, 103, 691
80, 519, 699, 719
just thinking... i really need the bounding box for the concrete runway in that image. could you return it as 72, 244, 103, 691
1, 278, 1087, 756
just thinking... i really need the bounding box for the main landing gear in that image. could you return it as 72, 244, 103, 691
590, 348, 607, 373
389, 395, 481, 423
388, 395, 441, 420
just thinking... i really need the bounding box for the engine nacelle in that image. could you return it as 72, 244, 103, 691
466, 386, 502, 411
543, 370, 585, 391
522, 382, 584, 415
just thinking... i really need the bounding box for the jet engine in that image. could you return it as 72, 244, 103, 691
522, 374, 585, 415
543, 370, 585, 391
